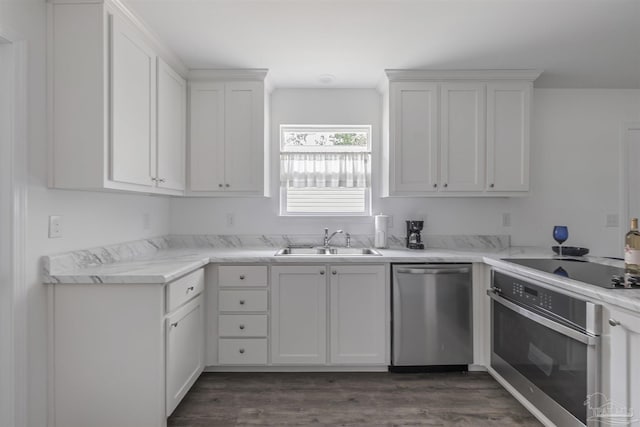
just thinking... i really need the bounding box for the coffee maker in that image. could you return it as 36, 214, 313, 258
406, 220, 424, 249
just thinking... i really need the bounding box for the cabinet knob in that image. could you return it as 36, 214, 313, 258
239, 348, 245, 354
433, 183, 437, 188
443, 183, 448, 188
225, 184, 230, 188
609, 318, 621, 327
239, 275, 245, 280
151, 177, 157, 182
158, 178, 166, 183
332, 270, 337, 275
239, 300, 246, 305
239, 324, 245, 330
489, 183, 494, 188
320, 270, 325, 275
186, 286, 195, 293
170, 322, 178, 328
218, 184, 223, 188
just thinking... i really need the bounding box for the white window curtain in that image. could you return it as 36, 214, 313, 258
280, 152, 370, 188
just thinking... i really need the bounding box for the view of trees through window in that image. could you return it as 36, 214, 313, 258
283, 131, 368, 148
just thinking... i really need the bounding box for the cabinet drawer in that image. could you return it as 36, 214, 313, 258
218, 338, 267, 365
218, 314, 267, 337
218, 266, 268, 287
219, 290, 268, 312
166, 268, 205, 313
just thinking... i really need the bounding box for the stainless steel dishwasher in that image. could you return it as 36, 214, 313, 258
391, 263, 473, 370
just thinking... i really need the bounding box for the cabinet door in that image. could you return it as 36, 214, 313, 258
606, 306, 640, 426
486, 82, 530, 192
166, 295, 204, 416
109, 14, 156, 187
271, 266, 327, 364
330, 265, 386, 364
389, 82, 439, 193
189, 82, 225, 191
156, 58, 186, 191
440, 83, 485, 192
224, 82, 264, 192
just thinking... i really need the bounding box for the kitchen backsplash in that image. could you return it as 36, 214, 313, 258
43, 234, 510, 275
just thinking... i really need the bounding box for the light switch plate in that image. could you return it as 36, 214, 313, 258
502, 213, 511, 227
606, 213, 619, 228
49, 215, 62, 238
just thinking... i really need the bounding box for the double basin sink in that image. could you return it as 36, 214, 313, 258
275, 247, 382, 256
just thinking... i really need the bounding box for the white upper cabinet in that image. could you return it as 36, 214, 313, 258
109, 14, 157, 187
382, 70, 540, 197
48, 1, 188, 195
389, 82, 439, 193
188, 72, 268, 196
440, 83, 486, 192
157, 58, 187, 191
486, 82, 531, 192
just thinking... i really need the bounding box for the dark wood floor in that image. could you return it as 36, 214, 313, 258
168, 372, 542, 426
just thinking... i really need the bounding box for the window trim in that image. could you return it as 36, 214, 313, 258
279, 124, 372, 217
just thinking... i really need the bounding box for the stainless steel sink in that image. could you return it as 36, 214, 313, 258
274, 247, 382, 256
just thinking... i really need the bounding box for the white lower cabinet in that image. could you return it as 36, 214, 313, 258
166, 295, 204, 416
52, 268, 205, 427
603, 305, 640, 425
270, 264, 388, 366
216, 265, 270, 365
271, 265, 328, 364
219, 338, 268, 365
329, 265, 386, 364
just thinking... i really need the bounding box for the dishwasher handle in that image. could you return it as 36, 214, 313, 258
395, 266, 470, 275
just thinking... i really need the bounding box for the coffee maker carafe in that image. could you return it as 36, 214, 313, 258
406, 220, 424, 249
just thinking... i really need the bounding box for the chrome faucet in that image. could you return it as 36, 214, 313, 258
323, 228, 343, 247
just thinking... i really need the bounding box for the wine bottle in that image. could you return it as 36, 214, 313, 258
624, 218, 640, 283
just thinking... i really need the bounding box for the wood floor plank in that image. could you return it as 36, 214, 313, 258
168, 372, 542, 426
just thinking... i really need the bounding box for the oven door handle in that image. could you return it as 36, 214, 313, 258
487, 290, 598, 346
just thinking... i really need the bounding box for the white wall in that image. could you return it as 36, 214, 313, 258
0, 2, 172, 426
171, 88, 640, 257
510, 89, 640, 257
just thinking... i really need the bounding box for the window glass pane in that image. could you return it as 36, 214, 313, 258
282, 128, 369, 152
286, 187, 366, 214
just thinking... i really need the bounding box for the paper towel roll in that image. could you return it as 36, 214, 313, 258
374, 214, 389, 248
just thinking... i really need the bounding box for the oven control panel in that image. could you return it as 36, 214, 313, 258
511, 282, 553, 311
492, 270, 588, 330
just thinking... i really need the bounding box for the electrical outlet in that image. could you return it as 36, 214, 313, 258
502, 213, 511, 227
606, 213, 619, 228
226, 213, 235, 227
49, 215, 62, 238
143, 213, 150, 230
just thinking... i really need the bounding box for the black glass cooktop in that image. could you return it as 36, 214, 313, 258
502, 258, 640, 289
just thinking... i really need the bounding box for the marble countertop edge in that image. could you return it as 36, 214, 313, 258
43, 246, 640, 314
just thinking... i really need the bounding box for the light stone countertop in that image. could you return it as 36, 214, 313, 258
43, 244, 640, 314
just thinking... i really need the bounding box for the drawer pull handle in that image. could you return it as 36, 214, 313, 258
239, 275, 245, 280
239, 348, 245, 354
239, 324, 245, 330
320, 270, 325, 275
239, 300, 246, 305
332, 270, 337, 275
186, 286, 195, 293
170, 322, 178, 328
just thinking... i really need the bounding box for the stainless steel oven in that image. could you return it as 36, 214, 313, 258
489, 269, 602, 427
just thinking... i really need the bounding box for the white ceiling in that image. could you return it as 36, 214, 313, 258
125, 0, 640, 89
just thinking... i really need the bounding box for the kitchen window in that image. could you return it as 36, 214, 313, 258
279, 125, 371, 216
